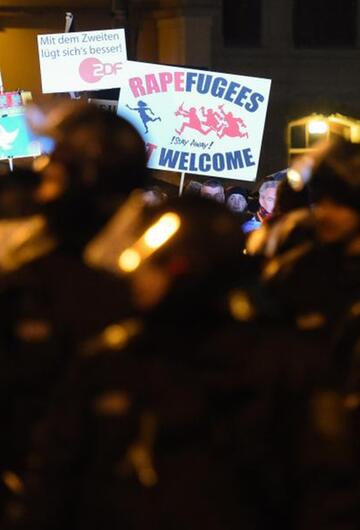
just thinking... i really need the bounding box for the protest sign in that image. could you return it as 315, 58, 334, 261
117, 61, 271, 181
37, 29, 127, 93
0, 92, 41, 160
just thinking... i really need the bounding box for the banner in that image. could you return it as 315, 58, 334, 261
37, 29, 127, 93
117, 61, 271, 181
0, 92, 41, 160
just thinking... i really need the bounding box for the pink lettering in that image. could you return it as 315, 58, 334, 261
174, 71, 185, 92
159, 72, 173, 92
145, 74, 161, 94
129, 77, 146, 97
146, 143, 158, 160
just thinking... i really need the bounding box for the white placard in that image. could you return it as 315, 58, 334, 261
117, 61, 271, 181
37, 29, 127, 93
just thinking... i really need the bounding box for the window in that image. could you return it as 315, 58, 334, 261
291, 125, 306, 148
293, 0, 357, 48
223, 0, 262, 47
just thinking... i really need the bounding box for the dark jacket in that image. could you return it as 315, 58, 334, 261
3, 291, 359, 530
0, 216, 133, 500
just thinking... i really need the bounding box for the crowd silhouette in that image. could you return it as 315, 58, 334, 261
0, 100, 359, 530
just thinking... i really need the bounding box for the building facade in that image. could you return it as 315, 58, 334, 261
1, 0, 360, 180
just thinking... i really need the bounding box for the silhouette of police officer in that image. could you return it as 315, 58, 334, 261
0, 101, 148, 509
1, 197, 259, 530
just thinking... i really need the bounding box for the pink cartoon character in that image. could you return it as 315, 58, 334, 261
216, 105, 248, 139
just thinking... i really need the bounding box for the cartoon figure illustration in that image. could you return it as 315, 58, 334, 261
174, 103, 249, 140
175, 104, 209, 136
0, 125, 19, 150
200, 106, 222, 134
126, 100, 161, 134
216, 104, 248, 139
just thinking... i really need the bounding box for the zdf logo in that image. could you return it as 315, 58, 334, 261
79, 57, 122, 83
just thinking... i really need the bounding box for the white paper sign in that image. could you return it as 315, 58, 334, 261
37, 29, 127, 93
117, 61, 271, 181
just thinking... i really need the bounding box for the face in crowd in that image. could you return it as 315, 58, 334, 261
286, 137, 360, 244
200, 179, 225, 203
259, 181, 278, 214
226, 192, 247, 213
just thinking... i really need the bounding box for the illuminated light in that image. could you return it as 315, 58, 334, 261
128, 445, 158, 487
32, 154, 50, 172
262, 258, 280, 279
103, 324, 128, 348
118, 213, 180, 273
82, 319, 142, 357
93, 391, 131, 416
2, 471, 24, 494
139, 466, 158, 487
246, 227, 266, 255
308, 120, 329, 135
143, 212, 181, 249
350, 300, 360, 317
296, 312, 326, 330
263, 242, 312, 280
118, 248, 141, 272
344, 393, 360, 410
287, 168, 303, 191
229, 290, 255, 321
125, 412, 158, 487
15, 318, 52, 342
311, 391, 343, 438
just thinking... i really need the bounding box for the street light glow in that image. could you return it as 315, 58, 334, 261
308, 120, 328, 134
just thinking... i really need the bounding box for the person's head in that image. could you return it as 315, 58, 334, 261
31, 101, 148, 246
184, 180, 202, 197
266, 169, 288, 183
290, 138, 360, 243
142, 186, 167, 207
225, 187, 248, 213
33, 100, 147, 205
272, 177, 310, 218
118, 196, 248, 312
259, 141, 360, 321
200, 179, 225, 203
258, 180, 279, 214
